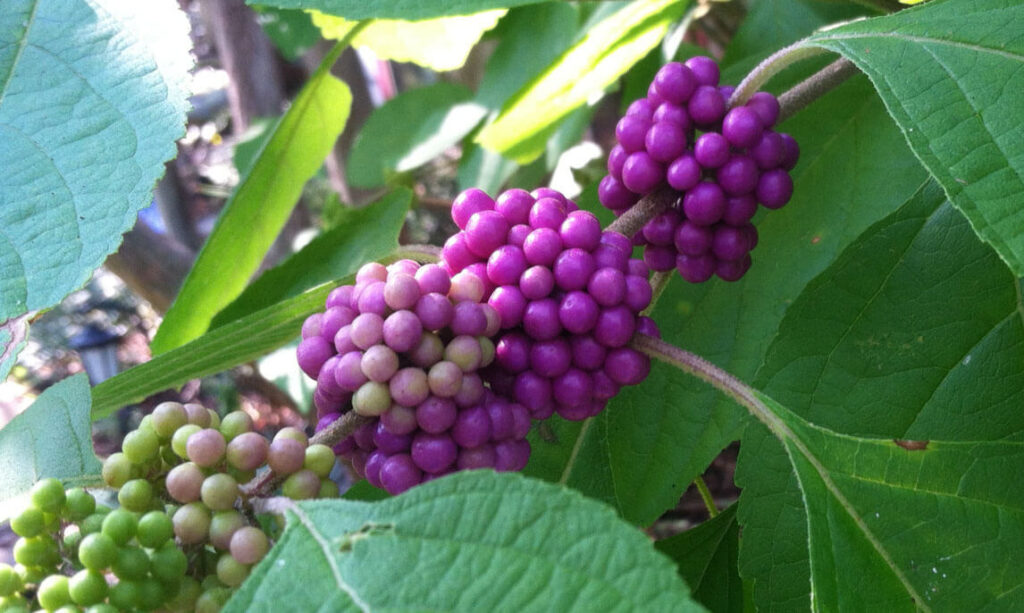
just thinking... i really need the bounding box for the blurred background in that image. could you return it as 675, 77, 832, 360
0, 0, 745, 543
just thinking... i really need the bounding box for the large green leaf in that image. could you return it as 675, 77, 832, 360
476, 0, 688, 164
737, 180, 1024, 611
313, 10, 505, 71
346, 83, 487, 189
247, 0, 541, 20
0, 375, 102, 519
541, 75, 927, 527
225, 472, 701, 612
211, 190, 412, 328
805, 0, 1024, 275
0, 0, 190, 344
656, 505, 746, 613
745, 390, 1024, 611
151, 45, 353, 354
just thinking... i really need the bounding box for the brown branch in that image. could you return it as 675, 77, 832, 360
777, 58, 860, 124
607, 188, 679, 238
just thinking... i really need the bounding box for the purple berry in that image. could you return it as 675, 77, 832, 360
694, 133, 730, 169
667, 155, 701, 192
415, 293, 454, 331
683, 182, 726, 225
416, 396, 457, 433
722, 106, 764, 148
674, 221, 714, 256
452, 189, 494, 230
553, 248, 595, 291
411, 432, 457, 473
383, 310, 422, 352
645, 121, 687, 162
466, 210, 510, 257
379, 454, 422, 495
598, 175, 640, 210
495, 189, 534, 225
558, 291, 600, 334
414, 264, 451, 296
756, 169, 794, 209
523, 298, 561, 340
560, 211, 602, 251
488, 285, 527, 329
653, 62, 697, 104
519, 265, 555, 300
523, 228, 562, 266
622, 151, 664, 194
616, 115, 651, 153
587, 267, 627, 307
687, 85, 726, 125
677, 253, 716, 283
746, 92, 780, 128
716, 254, 752, 282
297, 337, 332, 378
684, 56, 720, 86
717, 155, 759, 196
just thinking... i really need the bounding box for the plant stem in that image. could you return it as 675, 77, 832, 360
728, 42, 828, 108
242, 411, 371, 498
606, 188, 678, 238
694, 476, 719, 518
777, 58, 859, 123
643, 272, 673, 317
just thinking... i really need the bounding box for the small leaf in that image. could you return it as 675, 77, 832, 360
476, 0, 689, 163
656, 505, 745, 613
0, 0, 191, 323
0, 375, 102, 520
345, 83, 487, 188
0, 312, 32, 381
211, 189, 412, 328
151, 45, 353, 354
247, 0, 541, 20
225, 472, 701, 612
806, 0, 1024, 275
313, 10, 505, 72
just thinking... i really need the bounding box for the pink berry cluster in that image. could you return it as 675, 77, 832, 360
297, 260, 533, 494
598, 56, 800, 283
440, 187, 659, 422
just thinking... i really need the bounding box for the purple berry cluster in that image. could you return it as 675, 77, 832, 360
440, 187, 659, 422
298, 260, 532, 495
598, 56, 800, 283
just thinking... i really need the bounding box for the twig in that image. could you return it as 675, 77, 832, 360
607, 188, 678, 238
728, 42, 828, 109
694, 475, 719, 518
777, 58, 859, 123
643, 272, 673, 317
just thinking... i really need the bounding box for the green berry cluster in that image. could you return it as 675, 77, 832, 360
1, 403, 339, 612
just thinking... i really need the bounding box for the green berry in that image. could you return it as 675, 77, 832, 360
0, 595, 29, 613
13, 536, 57, 568
122, 428, 160, 465
62, 528, 83, 554
194, 587, 231, 613
136, 511, 174, 549
137, 577, 166, 611
206, 409, 221, 430
200, 474, 238, 512
172, 503, 210, 545
101, 453, 133, 489
164, 576, 200, 611
84, 605, 118, 613
10, 507, 45, 538
215, 553, 249, 587
208, 511, 246, 551
183, 403, 211, 427
78, 513, 105, 536
30, 479, 65, 514
149, 542, 187, 584
36, 574, 71, 611
101, 509, 137, 546
107, 580, 140, 611
151, 402, 188, 439
14, 563, 46, 585
77, 533, 117, 572
282, 469, 320, 500
304, 445, 335, 478
219, 412, 253, 442
63, 489, 95, 521
318, 479, 339, 498
273, 427, 308, 447
117, 479, 154, 512
171, 425, 201, 459
112, 546, 149, 581
0, 565, 22, 597
67, 570, 107, 606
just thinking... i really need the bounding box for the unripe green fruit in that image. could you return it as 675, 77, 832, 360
36, 574, 71, 610
67, 570, 107, 606
200, 474, 238, 511
137, 577, 166, 611
15, 563, 47, 585
122, 428, 160, 464
207, 409, 221, 430
84, 604, 118, 613
208, 511, 246, 551
101, 453, 132, 488
136, 511, 174, 548
62, 527, 83, 554
117, 478, 154, 512
30, 478, 65, 514
282, 469, 320, 500
215, 553, 249, 587
0, 564, 23, 597
319, 479, 339, 498
165, 576, 201, 612
10, 507, 45, 538
172, 503, 210, 545
78, 513, 105, 536
304, 444, 336, 478
0, 595, 28, 613
151, 402, 188, 439
219, 411, 253, 442
171, 425, 202, 459
149, 542, 187, 583
101, 509, 137, 546
194, 587, 231, 613
107, 580, 140, 611
112, 546, 150, 580
77, 533, 117, 571
63, 488, 95, 521
353, 381, 391, 416
13, 536, 58, 568
274, 427, 308, 447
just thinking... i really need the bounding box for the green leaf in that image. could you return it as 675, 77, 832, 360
739, 181, 1024, 611
0, 375, 102, 520
476, 0, 689, 164
745, 390, 1024, 610
252, 6, 321, 61
211, 190, 412, 328
313, 10, 505, 71
0, 312, 31, 381
0, 0, 191, 323
151, 45, 353, 354
247, 0, 541, 20
346, 83, 487, 188
656, 505, 746, 613
225, 472, 702, 612
805, 0, 1024, 275
546, 75, 927, 527
92, 285, 337, 420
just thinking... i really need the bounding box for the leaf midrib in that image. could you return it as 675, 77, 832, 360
814, 31, 1024, 63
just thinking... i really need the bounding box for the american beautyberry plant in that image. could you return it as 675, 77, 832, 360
2, 0, 1023, 611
